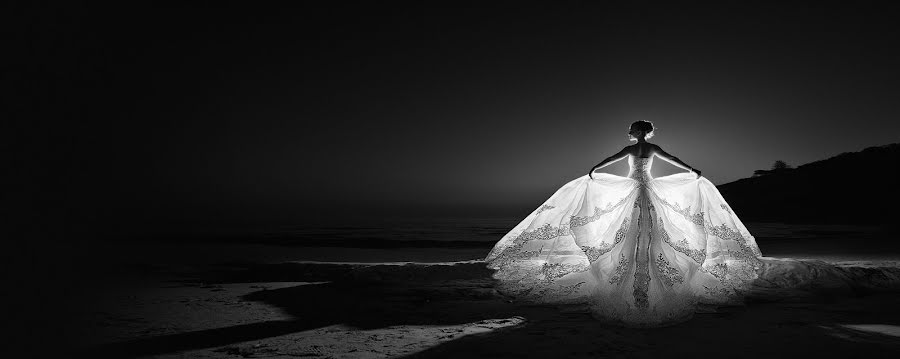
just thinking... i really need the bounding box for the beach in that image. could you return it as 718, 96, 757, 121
9, 222, 900, 358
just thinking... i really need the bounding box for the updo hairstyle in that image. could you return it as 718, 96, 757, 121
628, 120, 655, 141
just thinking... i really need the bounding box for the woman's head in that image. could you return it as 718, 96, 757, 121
628, 120, 655, 141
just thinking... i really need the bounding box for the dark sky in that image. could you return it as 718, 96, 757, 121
12, 2, 900, 235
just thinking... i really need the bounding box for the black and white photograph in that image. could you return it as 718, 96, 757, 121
8, 2, 900, 358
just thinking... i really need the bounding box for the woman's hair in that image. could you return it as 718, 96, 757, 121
628, 120, 655, 141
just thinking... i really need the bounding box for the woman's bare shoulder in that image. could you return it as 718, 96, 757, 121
649, 143, 671, 156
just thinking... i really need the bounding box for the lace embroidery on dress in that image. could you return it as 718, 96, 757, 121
569, 196, 630, 228
629, 157, 652, 184
580, 246, 602, 263
614, 217, 630, 243
537, 281, 587, 299
633, 255, 651, 310
719, 203, 731, 214
653, 199, 760, 265
517, 223, 570, 242
655, 253, 684, 287
542, 262, 589, 283
609, 253, 629, 285
703, 285, 734, 298
485, 237, 540, 269
706, 223, 763, 258
658, 218, 706, 264
633, 201, 651, 311
705, 263, 728, 279
656, 197, 705, 227
579, 217, 630, 263
535, 204, 556, 214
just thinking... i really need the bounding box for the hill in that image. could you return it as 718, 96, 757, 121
717, 143, 900, 224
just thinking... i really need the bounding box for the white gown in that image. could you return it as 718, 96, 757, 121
485, 154, 763, 326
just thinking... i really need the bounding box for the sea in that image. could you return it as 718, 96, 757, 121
135, 216, 900, 264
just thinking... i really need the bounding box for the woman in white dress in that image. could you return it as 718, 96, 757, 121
485, 121, 763, 326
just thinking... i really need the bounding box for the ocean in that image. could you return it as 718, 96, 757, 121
133, 216, 900, 263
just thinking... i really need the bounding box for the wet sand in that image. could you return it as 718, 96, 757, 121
7, 224, 900, 358
57, 243, 900, 358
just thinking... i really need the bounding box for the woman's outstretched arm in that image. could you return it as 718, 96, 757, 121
588, 147, 630, 178
652, 144, 701, 177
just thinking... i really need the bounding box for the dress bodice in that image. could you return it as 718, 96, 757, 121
627, 155, 653, 183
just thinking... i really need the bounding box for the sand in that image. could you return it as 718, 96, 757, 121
55, 245, 900, 359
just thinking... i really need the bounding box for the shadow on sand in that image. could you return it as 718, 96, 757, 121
401, 293, 900, 358
78, 261, 900, 358
76, 261, 528, 357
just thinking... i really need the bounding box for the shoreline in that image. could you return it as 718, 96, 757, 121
64, 254, 900, 358
10, 230, 900, 358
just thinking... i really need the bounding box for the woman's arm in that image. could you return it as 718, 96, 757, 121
588, 147, 630, 178
652, 144, 700, 175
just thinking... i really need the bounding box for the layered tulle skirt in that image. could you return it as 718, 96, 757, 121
485, 172, 764, 326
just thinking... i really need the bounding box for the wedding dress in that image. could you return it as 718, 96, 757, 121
485, 154, 763, 326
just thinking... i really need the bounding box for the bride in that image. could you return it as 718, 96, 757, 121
485, 120, 764, 326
